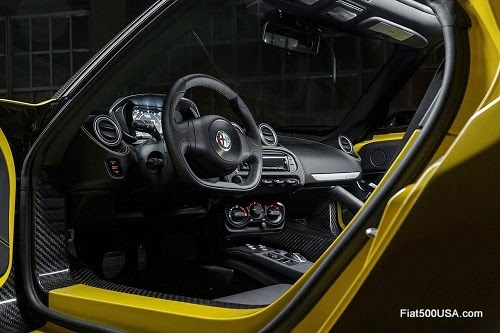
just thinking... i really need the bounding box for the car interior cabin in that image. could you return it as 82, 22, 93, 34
2, 0, 448, 317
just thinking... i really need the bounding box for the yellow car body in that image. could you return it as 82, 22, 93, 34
0, 0, 498, 332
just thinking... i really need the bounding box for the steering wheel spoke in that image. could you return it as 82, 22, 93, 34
171, 119, 196, 155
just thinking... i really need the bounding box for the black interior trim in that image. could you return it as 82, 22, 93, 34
391, 60, 445, 162
70, 260, 264, 309
328, 186, 363, 214
396, 0, 434, 14
19, 191, 122, 333
213, 284, 291, 306
358, 140, 401, 174
261, 1, 470, 331
326, 44, 434, 145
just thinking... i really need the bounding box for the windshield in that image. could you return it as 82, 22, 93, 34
78, 0, 391, 138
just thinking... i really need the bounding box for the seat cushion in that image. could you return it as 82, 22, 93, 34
213, 284, 292, 306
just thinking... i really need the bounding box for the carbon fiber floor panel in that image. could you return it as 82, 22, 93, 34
0, 270, 30, 333
261, 203, 339, 262
33, 187, 70, 293
32, 185, 265, 309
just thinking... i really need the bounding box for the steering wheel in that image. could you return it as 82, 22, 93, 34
162, 74, 263, 193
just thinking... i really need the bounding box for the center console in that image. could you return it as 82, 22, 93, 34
229, 149, 304, 193
223, 201, 285, 235
225, 244, 313, 281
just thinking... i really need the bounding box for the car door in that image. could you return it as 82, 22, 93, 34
0, 125, 15, 290
0, 98, 57, 331
0, 111, 24, 331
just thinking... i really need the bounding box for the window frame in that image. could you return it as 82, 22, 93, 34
0, 10, 90, 103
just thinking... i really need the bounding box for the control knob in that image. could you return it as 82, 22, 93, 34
228, 206, 248, 226
249, 203, 265, 220
266, 204, 283, 224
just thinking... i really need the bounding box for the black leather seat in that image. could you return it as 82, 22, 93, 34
213, 284, 292, 306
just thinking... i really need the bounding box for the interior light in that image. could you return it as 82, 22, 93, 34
327, 6, 358, 22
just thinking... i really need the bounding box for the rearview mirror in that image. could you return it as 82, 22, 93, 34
262, 22, 320, 55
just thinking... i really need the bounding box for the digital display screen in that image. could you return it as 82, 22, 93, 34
131, 106, 163, 138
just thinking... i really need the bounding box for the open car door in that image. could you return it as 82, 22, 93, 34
0, 107, 19, 330
0, 99, 56, 332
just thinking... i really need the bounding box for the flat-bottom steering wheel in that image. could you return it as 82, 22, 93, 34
162, 74, 262, 193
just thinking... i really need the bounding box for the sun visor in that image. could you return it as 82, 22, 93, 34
357, 17, 428, 48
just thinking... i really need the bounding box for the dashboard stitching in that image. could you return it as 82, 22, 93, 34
280, 135, 362, 161
80, 126, 129, 156
196, 84, 233, 100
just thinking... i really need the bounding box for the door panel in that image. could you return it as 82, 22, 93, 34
0, 127, 30, 333
0, 127, 15, 286
0, 98, 52, 285
337, 133, 405, 228
358, 140, 401, 175
0, 99, 55, 332
353, 133, 404, 175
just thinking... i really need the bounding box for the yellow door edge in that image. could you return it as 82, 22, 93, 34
0, 128, 16, 287
473, 61, 500, 115
353, 132, 405, 153
336, 202, 347, 229
0, 98, 57, 108
49, 284, 282, 332
50, 284, 260, 319
299, 93, 500, 332
335, 132, 406, 227
330, 94, 500, 330
317, 164, 439, 332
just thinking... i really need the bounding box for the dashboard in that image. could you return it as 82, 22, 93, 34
63, 93, 363, 237
66, 94, 362, 197
106, 94, 362, 189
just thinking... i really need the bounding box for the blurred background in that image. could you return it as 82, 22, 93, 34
0, 0, 155, 103
0, 0, 443, 131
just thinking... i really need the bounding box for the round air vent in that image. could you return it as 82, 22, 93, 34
258, 123, 278, 146
338, 135, 353, 154
93, 116, 122, 147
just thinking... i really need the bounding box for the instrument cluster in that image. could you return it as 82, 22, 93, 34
131, 106, 163, 139
109, 95, 200, 142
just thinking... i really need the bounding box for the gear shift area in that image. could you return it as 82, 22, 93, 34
225, 244, 313, 280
